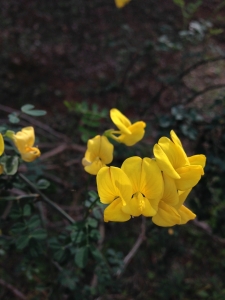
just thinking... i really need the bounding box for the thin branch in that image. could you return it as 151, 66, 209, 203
19, 173, 75, 224
192, 219, 225, 245
116, 217, 146, 278
178, 56, 225, 80
185, 84, 225, 104
0, 278, 27, 300
0, 104, 69, 141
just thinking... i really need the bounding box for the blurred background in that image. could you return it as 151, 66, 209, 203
1, 0, 225, 299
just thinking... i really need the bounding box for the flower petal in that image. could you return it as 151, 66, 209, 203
152, 201, 181, 227
188, 154, 206, 171
84, 158, 105, 175
110, 108, 131, 134
175, 165, 203, 190
0, 165, 3, 175
97, 166, 132, 205
153, 144, 180, 179
175, 188, 192, 208
13, 127, 35, 152
178, 205, 196, 224
170, 130, 183, 147
162, 173, 179, 206
84, 135, 113, 165
122, 157, 163, 212
0, 134, 4, 156
158, 137, 189, 169
114, 0, 131, 8
21, 147, 41, 162
118, 121, 146, 146
122, 192, 157, 217
99, 136, 114, 164
121, 156, 142, 193
104, 198, 131, 222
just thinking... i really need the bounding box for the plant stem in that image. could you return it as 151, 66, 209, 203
19, 173, 75, 224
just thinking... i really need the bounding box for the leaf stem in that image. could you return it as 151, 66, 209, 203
19, 173, 75, 224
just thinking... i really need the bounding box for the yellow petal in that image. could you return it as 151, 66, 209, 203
84, 135, 113, 165
110, 108, 131, 134
20, 147, 41, 162
170, 130, 183, 147
152, 201, 181, 227
122, 192, 157, 217
178, 205, 196, 224
188, 154, 206, 170
176, 188, 192, 208
96, 166, 132, 205
175, 165, 203, 190
104, 198, 131, 222
158, 137, 189, 169
121, 156, 142, 193
114, 0, 131, 8
84, 158, 105, 175
13, 127, 35, 152
99, 136, 114, 164
0, 134, 4, 156
0, 164, 4, 175
118, 121, 146, 146
122, 157, 163, 212
153, 144, 180, 179
161, 173, 179, 206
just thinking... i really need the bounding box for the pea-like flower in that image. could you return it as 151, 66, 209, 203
152, 173, 196, 227
97, 166, 132, 222
96, 156, 164, 222
153, 130, 206, 190
106, 108, 146, 146
115, 0, 131, 8
82, 135, 114, 175
13, 127, 41, 162
0, 134, 4, 156
121, 156, 164, 217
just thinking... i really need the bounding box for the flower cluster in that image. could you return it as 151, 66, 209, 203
0, 126, 40, 175
82, 109, 206, 227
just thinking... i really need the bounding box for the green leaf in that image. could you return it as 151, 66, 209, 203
36, 179, 50, 189
11, 222, 27, 234
27, 215, 41, 229
87, 218, 98, 228
16, 235, 30, 250
75, 246, 89, 268
173, 0, 185, 8
23, 204, 31, 217
54, 249, 65, 262
31, 229, 47, 240
8, 113, 20, 124
0, 155, 19, 175
21, 104, 46, 116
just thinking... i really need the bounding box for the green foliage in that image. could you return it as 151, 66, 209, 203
64, 101, 108, 142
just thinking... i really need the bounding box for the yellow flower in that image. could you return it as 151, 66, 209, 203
152, 173, 196, 227
153, 130, 206, 190
82, 135, 114, 175
97, 156, 164, 222
0, 165, 3, 175
0, 134, 4, 156
96, 166, 132, 222
115, 0, 131, 8
121, 156, 164, 217
13, 127, 40, 162
107, 108, 146, 146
